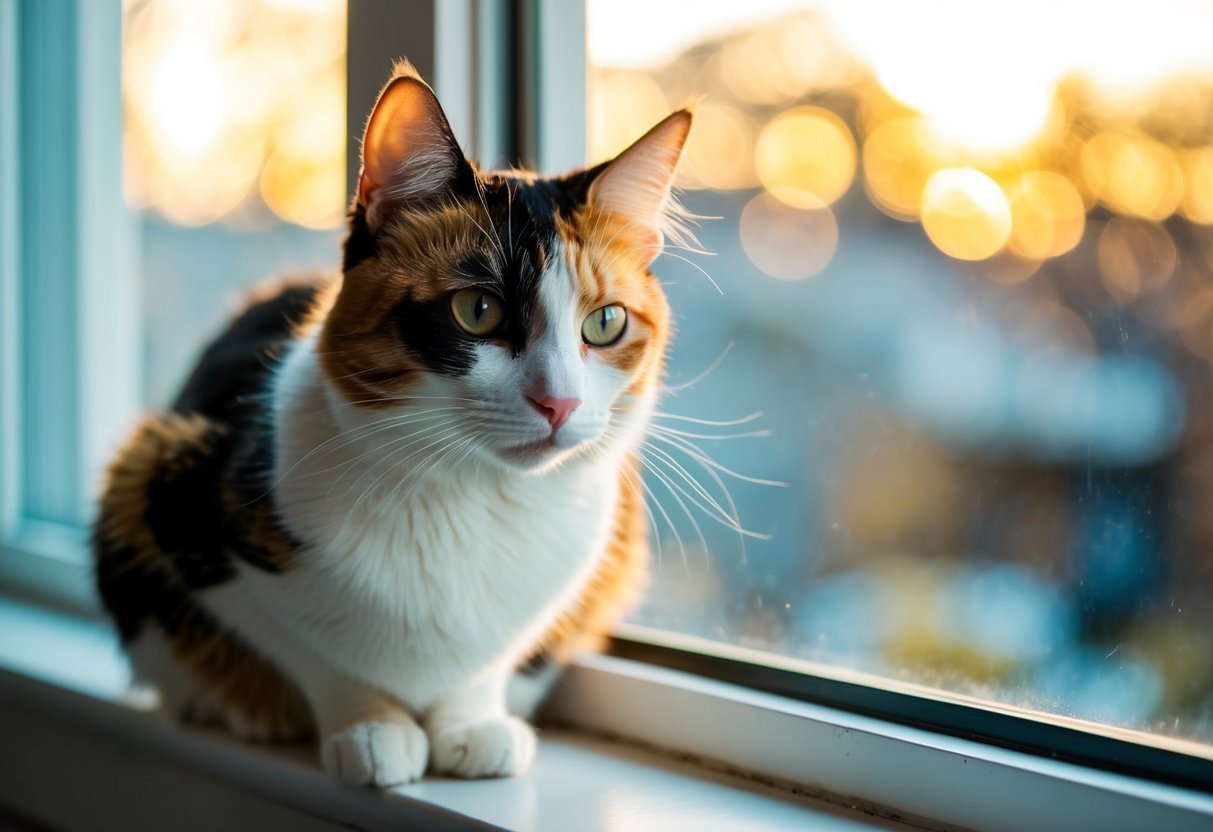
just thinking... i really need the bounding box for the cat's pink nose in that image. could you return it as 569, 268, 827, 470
527, 395, 581, 431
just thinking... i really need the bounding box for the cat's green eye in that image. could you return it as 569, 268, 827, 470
450, 289, 505, 337
582, 304, 627, 347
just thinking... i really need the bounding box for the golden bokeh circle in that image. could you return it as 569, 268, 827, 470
1179, 147, 1213, 225
862, 117, 955, 221
1006, 171, 1086, 261
756, 106, 857, 208
921, 168, 1012, 261
1080, 132, 1184, 221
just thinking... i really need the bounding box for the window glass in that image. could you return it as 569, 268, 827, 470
123, 0, 346, 406
588, 0, 1213, 746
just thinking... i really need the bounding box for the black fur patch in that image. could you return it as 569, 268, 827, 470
93, 534, 198, 642
174, 283, 319, 422
145, 428, 233, 588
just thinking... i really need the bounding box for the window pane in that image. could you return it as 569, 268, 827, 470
122, 0, 346, 406
588, 0, 1213, 748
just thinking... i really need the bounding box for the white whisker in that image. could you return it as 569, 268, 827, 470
663, 341, 734, 394
651, 411, 765, 428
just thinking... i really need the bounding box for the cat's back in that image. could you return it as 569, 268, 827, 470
174, 280, 325, 423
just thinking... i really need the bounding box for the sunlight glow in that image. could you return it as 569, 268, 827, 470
1081, 132, 1185, 222
862, 118, 955, 221
1006, 172, 1086, 261
1179, 148, 1213, 225
921, 169, 1012, 261
123, 0, 346, 228
756, 107, 856, 208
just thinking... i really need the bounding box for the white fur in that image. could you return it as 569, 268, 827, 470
191, 255, 653, 784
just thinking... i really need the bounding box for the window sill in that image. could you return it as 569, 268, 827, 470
3, 596, 1212, 832
0, 596, 914, 832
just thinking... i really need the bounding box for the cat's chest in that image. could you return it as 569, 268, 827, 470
337, 468, 612, 614
277, 461, 617, 669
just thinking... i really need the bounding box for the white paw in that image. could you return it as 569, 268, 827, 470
429, 716, 537, 779
321, 719, 429, 787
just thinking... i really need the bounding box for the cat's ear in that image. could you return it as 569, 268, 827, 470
588, 108, 694, 262
357, 61, 465, 231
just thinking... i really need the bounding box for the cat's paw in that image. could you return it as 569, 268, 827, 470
320, 718, 429, 787
429, 716, 537, 779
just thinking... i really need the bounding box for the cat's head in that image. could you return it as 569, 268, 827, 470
317, 62, 692, 473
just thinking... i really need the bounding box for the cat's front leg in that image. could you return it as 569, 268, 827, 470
305, 672, 429, 787
425, 668, 537, 779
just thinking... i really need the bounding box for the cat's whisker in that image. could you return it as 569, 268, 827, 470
471, 176, 508, 265
297, 406, 466, 467
505, 182, 516, 261
337, 394, 480, 407
662, 341, 735, 395
446, 185, 505, 269
637, 455, 708, 565
649, 431, 787, 488
239, 407, 465, 505
326, 422, 458, 498
651, 410, 765, 428
650, 424, 771, 442
619, 460, 662, 569
643, 446, 769, 544
332, 420, 470, 501
636, 468, 685, 569
642, 441, 748, 532
642, 246, 722, 295
301, 411, 463, 479
389, 431, 480, 509
333, 421, 474, 542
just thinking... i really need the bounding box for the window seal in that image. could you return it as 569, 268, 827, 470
607, 626, 1213, 794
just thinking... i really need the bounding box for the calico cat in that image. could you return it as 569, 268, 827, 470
92, 61, 692, 787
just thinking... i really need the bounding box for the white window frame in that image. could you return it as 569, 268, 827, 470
0, 0, 138, 612
1, 2, 1211, 830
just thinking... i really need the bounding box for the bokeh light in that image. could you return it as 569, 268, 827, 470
862, 117, 955, 221
1179, 147, 1213, 225
589, 70, 670, 162
1096, 218, 1177, 302
123, 0, 347, 228
921, 168, 1012, 261
1080, 132, 1185, 222
678, 102, 759, 191
755, 106, 856, 208
1176, 288, 1213, 359
1006, 171, 1086, 261
739, 191, 838, 280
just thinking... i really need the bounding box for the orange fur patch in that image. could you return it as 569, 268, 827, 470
320, 203, 500, 406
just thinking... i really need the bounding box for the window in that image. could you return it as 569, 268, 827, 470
122, 0, 347, 406
2, 2, 1212, 826
587, 0, 1213, 771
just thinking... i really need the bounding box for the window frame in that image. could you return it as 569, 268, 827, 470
0, 2, 1210, 829
0, 0, 138, 613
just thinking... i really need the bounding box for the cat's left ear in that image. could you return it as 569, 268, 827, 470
357, 61, 466, 231
588, 108, 693, 263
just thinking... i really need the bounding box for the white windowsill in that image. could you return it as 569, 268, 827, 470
3, 594, 1213, 832
0, 596, 917, 832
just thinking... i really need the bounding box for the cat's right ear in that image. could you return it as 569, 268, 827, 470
357, 61, 465, 231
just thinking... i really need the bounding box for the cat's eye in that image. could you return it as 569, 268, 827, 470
450, 289, 505, 337
582, 304, 627, 347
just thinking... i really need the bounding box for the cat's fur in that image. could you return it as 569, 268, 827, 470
92, 61, 692, 786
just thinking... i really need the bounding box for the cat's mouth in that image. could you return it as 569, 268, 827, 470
493, 433, 586, 470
